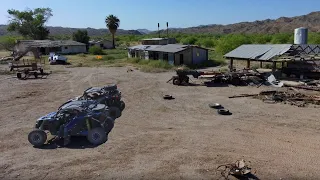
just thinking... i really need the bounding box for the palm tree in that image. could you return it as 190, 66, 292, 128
105, 15, 120, 49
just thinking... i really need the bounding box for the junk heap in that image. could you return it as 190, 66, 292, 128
229, 89, 320, 107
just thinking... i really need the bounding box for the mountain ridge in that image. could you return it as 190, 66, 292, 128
0, 11, 319, 37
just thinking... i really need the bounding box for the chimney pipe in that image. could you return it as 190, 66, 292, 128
158, 23, 160, 38
166, 22, 169, 38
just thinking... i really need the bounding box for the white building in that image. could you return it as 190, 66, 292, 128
14, 40, 87, 55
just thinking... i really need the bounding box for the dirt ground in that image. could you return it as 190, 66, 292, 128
1, 65, 320, 180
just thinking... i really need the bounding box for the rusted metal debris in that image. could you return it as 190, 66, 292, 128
217, 159, 256, 180
229, 89, 320, 107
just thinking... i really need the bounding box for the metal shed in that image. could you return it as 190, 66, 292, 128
224, 44, 320, 74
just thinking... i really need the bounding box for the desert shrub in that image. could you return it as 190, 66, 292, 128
89, 46, 104, 55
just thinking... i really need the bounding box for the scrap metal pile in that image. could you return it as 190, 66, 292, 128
168, 69, 267, 86
217, 159, 256, 180
229, 89, 320, 107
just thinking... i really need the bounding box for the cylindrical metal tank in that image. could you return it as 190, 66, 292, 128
294, 27, 308, 44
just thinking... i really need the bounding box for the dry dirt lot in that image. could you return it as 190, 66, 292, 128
0, 66, 320, 180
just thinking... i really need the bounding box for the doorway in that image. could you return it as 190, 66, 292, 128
179, 54, 184, 65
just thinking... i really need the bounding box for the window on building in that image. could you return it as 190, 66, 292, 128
64, 46, 68, 49
163, 53, 168, 61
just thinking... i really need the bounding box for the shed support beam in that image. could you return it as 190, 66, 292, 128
229, 58, 234, 71
246, 60, 250, 69
260, 61, 263, 68
272, 61, 276, 73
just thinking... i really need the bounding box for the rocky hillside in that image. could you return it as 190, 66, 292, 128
0, 25, 142, 36
160, 11, 320, 34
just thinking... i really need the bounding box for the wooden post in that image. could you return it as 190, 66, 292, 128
281, 61, 285, 68
229, 58, 234, 71
272, 61, 276, 73
260, 61, 263, 68
246, 60, 251, 69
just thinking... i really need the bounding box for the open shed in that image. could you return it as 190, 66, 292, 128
224, 44, 320, 70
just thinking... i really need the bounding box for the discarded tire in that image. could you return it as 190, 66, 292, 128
173, 78, 181, 85
217, 109, 231, 115
87, 127, 107, 145
28, 129, 47, 147
163, 95, 174, 100
209, 103, 223, 109
17, 72, 22, 79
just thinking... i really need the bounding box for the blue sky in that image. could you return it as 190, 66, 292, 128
0, 0, 319, 30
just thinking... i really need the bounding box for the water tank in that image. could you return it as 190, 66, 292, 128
294, 27, 308, 44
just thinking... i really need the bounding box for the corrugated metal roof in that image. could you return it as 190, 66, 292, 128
129, 44, 207, 53
17, 40, 85, 48
148, 44, 189, 53
128, 45, 161, 51
224, 44, 292, 61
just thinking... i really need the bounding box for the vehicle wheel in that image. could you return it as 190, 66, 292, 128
34, 72, 38, 79
119, 100, 125, 111
87, 127, 107, 145
108, 106, 121, 119
173, 78, 181, 85
104, 117, 115, 135
28, 129, 47, 147
217, 109, 231, 115
17, 72, 22, 79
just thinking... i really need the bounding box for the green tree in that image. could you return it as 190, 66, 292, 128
72, 30, 90, 44
105, 15, 120, 48
202, 39, 215, 48
7, 8, 52, 40
308, 32, 320, 44
0, 36, 19, 52
270, 33, 292, 44
216, 34, 252, 54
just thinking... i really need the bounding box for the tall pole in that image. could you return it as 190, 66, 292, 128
158, 23, 160, 38
166, 22, 169, 38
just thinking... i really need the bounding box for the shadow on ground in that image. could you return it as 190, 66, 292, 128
232, 173, 260, 180
36, 136, 104, 150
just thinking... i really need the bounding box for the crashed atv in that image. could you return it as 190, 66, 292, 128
28, 101, 115, 147
60, 84, 125, 119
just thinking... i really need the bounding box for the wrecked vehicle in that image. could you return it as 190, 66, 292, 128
28, 101, 115, 147
48, 53, 68, 65
28, 85, 125, 147
60, 84, 125, 119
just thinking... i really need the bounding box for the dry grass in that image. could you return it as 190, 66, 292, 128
0, 50, 10, 58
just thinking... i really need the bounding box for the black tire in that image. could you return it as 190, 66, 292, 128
28, 129, 47, 147
108, 106, 121, 119
87, 127, 107, 145
104, 117, 115, 135
173, 78, 181, 85
217, 109, 231, 115
163, 95, 173, 100
209, 103, 223, 109
17, 72, 22, 79
119, 100, 125, 111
